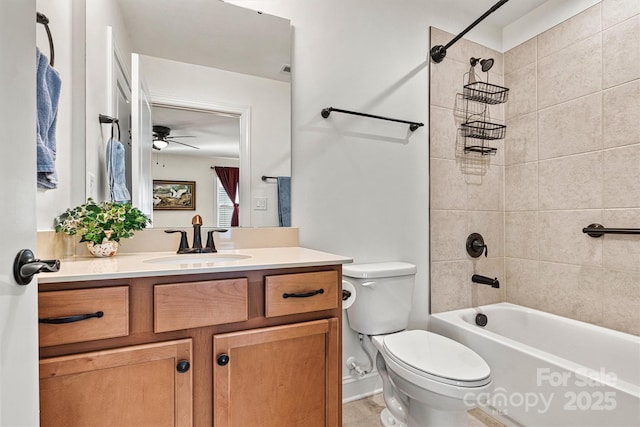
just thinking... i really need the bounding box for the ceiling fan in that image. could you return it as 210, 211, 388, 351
152, 125, 200, 150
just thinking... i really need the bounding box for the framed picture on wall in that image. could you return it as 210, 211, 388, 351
152, 180, 196, 210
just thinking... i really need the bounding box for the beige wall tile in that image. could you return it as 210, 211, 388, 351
505, 113, 538, 166
430, 59, 470, 110
505, 163, 538, 211
430, 210, 469, 261
430, 106, 458, 160
430, 158, 467, 210
538, 210, 603, 266
504, 38, 536, 76
603, 16, 640, 88
538, 262, 603, 325
505, 212, 539, 259
600, 270, 640, 335
602, 209, 640, 272
537, 4, 602, 59
537, 34, 602, 109
505, 257, 543, 309
487, 138, 505, 166
538, 93, 602, 159
603, 80, 640, 148
602, 0, 640, 29
603, 145, 640, 208
505, 63, 537, 119
466, 164, 504, 212
539, 152, 603, 210
469, 211, 505, 258
430, 260, 473, 313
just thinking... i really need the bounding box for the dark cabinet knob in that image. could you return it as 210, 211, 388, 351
176, 360, 190, 373
217, 354, 230, 366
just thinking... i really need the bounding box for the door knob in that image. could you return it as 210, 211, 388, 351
13, 249, 60, 285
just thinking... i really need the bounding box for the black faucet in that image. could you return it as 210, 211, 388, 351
472, 274, 500, 288
165, 215, 228, 254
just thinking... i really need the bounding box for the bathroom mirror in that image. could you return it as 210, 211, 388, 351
85, 0, 292, 228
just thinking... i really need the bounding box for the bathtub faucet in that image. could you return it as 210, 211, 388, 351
472, 274, 500, 288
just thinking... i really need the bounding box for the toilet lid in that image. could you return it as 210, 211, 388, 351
383, 330, 490, 386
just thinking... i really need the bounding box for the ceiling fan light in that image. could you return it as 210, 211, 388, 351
153, 138, 168, 150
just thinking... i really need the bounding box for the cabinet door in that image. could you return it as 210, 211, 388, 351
213, 318, 340, 427
40, 339, 192, 427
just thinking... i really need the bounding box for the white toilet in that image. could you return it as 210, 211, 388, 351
343, 262, 492, 427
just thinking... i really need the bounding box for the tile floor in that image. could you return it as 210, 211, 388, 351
343, 393, 505, 427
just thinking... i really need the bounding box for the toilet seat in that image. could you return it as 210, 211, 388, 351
382, 330, 491, 388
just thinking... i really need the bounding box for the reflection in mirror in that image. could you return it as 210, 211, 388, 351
85, 0, 291, 228
150, 105, 241, 228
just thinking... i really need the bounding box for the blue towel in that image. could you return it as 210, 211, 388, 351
106, 138, 131, 203
36, 48, 61, 189
277, 176, 291, 227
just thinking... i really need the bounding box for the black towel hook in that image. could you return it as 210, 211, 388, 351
36, 12, 55, 67
99, 114, 121, 142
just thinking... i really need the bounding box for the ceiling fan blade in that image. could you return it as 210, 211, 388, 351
171, 140, 200, 150
167, 135, 196, 139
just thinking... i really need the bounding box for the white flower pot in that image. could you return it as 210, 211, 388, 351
87, 241, 119, 257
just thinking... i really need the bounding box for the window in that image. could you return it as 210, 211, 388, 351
217, 178, 234, 227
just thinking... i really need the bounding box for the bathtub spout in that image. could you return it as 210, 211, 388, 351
472, 274, 499, 288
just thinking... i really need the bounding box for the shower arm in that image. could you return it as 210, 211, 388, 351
430, 0, 510, 63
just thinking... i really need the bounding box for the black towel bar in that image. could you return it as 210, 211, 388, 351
582, 223, 640, 238
36, 12, 55, 67
261, 175, 277, 181
321, 107, 424, 132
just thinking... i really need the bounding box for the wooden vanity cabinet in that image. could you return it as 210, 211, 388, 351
38, 265, 342, 427
40, 339, 193, 427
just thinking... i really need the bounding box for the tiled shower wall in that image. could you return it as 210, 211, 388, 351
504, 2, 639, 335
429, 1, 639, 336
429, 28, 506, 313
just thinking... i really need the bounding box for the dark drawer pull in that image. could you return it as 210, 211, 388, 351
282, 289, 324, 299
39, 311, 104, 324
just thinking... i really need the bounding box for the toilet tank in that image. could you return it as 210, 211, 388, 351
343, 262, 416, 335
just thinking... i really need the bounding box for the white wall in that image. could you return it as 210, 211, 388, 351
85, 0, 133, 203
152, 154, 239, 228
35, 0, 74, 229
227, 0, 505, 399
141, 55, 291, 227
35, 0, 133, 230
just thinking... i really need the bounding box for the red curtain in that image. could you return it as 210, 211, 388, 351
214, 166, 240, 226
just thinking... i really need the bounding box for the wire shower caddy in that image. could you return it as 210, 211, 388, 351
460, 76, 509, 155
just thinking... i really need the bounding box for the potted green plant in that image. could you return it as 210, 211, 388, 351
55, 198, 151, 257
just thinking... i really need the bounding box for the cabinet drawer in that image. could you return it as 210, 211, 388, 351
39, 287, 129, 347
265, 271, 339, 318
154, 279, 248, 333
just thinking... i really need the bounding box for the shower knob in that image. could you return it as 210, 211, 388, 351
466, 233, 487, 258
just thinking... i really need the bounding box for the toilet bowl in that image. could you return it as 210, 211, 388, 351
372, 331, 492, 426
343, 262, 492, 427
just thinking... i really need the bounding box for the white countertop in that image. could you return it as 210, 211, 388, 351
39, 247, 353, 283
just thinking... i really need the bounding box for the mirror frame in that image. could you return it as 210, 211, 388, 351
149, 94, 252, 227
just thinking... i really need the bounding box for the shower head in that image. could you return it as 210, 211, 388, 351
470, 57, 494, 72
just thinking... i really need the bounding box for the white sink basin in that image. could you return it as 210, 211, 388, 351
144, 254, 251, 265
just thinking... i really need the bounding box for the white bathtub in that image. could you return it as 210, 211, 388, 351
429, 303, 640, 427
